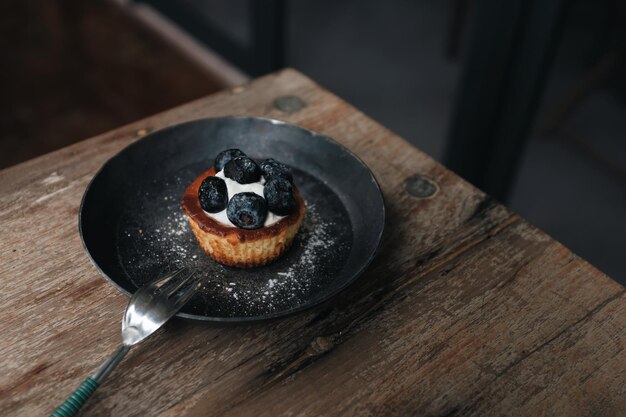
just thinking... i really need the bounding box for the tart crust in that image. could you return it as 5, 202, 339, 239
181, 167, 305, 267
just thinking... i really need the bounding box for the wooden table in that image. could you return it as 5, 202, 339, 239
1, 69, 625, 416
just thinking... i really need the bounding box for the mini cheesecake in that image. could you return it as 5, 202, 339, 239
181, 152, 305, 268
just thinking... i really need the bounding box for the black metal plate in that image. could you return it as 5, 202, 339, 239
79, 117, 385, 322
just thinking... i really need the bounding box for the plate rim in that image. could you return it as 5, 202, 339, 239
78, 115, 385, 322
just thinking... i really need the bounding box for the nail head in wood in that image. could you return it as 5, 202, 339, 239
404, 175, 438, 198
310, 336, 334, 354
273, 95, 307, 113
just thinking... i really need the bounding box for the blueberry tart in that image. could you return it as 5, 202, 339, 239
181, 149, 305, 267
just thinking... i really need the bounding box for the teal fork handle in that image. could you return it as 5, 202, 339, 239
49, 377, 99, 417
49, 345, 129, 417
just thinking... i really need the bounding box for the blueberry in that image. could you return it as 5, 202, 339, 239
198, 176, 228, 213
224, 156, 262, 184
264, 178, 296, 215
227, 192, 267, 229
260, 158, 293, 183
214, 148, 246, 172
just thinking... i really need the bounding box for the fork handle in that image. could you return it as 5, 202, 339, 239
49, 377, 99, 417
49, 345, 130, 417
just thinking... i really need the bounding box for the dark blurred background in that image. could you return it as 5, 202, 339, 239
2, 0, 625, 281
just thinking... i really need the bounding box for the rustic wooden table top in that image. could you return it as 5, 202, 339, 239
1, 69, 625, 417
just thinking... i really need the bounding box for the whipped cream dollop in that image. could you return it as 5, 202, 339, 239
205, 170, 286, 227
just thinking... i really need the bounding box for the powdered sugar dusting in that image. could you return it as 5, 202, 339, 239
271, 203, 332, 282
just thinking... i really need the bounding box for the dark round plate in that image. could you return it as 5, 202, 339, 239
79, 117, 384, 322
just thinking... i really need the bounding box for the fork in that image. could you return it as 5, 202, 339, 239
50, 268, 200, 417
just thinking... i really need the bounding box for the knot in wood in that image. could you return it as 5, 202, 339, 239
135, 128, 150, 137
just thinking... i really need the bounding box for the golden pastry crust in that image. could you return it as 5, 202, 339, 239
181, 167, 305, 267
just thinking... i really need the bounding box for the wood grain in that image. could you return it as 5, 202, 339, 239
1, 69, 625, 417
